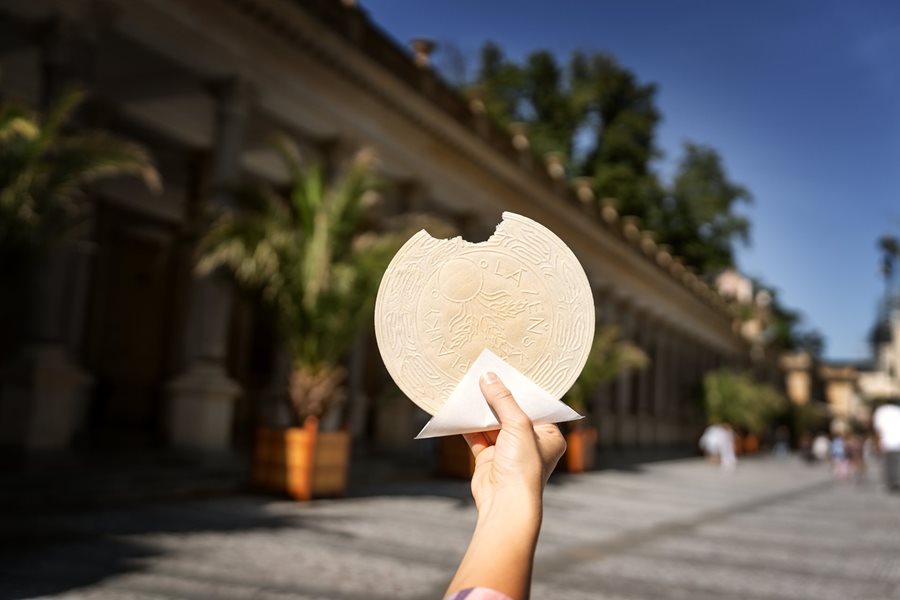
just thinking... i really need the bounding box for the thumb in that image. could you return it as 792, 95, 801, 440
479, 372, 532, 430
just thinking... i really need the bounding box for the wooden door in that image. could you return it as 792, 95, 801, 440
86, 204, 178, 446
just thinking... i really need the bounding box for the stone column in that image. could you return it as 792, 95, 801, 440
345, 331, 370, 439
592, 285, 616, 448
668, 330, 685, 442
694, 343, 707, 431
652, 325, 670, 445
689, 339, 705, 441
165, 78, 248, 451
0, 247, 95, 451
614, 300, 636, 447
684, 338, 698, 442
40, 14, 100, 108
685, 338, 702, 442
0, 17, 97, 452
668, 327, 684, 445
634, 311, 654, 446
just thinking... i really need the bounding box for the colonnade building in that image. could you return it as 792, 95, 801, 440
0, 0, 750, 457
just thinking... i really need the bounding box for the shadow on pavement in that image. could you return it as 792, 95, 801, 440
0, 449, 343, 599
0, 495, 343, 600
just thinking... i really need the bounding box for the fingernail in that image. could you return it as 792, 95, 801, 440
481, 371, 498, 384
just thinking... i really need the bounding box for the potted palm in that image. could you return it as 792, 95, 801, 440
562, 325, 648, 472
197, 136, 444, 500
0, 89, 159, 450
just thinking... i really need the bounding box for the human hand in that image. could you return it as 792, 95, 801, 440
463, 372, 567, 516
448, 373, 564, 599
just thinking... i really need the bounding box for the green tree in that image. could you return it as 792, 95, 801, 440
469, 44, 756, 274
471, 42, 522, 129
786, 401, 824, 437
703, 369, 786, 434
466, 44, 820, 357
755, 283, 825, 358
474, 45, 663, 207
571, 51, 663, 218
653, 142, 752, 274
520, 50, 581, 158
471, 44, 580, 159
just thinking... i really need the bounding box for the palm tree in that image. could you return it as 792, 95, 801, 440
0, 89, 160, 350
197, 136, 449, 424
0, 89, 160, 252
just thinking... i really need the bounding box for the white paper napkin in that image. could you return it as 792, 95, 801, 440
415, 349, 583, 439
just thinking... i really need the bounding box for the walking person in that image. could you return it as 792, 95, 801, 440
700, 423, 725, 465
873, 400, 900, 493
773, 425, 791, 460
798, 432, 814, 464
845, 433, 863, 483
861, 431, 877, 483
720, 423, 737, 471
830, 434, 849, 480
812, 432, 830, 463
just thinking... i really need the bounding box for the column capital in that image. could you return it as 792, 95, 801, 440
207, 77, 252, 208
208, 76, 255, 120
38, 12, 104, 107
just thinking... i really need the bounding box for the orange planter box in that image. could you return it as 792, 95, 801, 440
251, 417, 350, 501
564, 427, 598, 473
437, 434, 476, 479
437, 427, 599, 478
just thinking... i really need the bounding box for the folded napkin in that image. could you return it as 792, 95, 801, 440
415, 348, 583, 439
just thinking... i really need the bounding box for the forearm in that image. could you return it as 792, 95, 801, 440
446, 492, 542, 600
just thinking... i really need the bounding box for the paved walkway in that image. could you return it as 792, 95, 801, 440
2, 457, 900, 599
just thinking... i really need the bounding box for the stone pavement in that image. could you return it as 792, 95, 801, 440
2, 456, 900, 599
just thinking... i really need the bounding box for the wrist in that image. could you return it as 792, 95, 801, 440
477, 488, 543, 533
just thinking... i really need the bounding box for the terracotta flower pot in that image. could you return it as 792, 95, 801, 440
437, 425, 600, 478
743, 433, 760, 454
251, 416, 350, 501
564, 426, 598, 473
437, 434, 476, 479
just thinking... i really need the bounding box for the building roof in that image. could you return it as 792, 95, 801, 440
276, 0, 736, 319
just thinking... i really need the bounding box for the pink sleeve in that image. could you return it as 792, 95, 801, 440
445, 588, 513, 600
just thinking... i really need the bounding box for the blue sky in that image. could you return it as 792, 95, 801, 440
362, 0, 900, 361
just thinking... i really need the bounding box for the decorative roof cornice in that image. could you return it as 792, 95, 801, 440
227, 0, 738, 323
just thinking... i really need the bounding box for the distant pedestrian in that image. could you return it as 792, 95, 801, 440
773, 425, 791, 460
831, 435, 850, 480
862, 433, 877, 480
798, 432, 814, 463
812, 433, 830, 463
720, 424, 737, 471
700, 424, 725, 464
873, 401, 900, 493
845, 434, 863, 482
